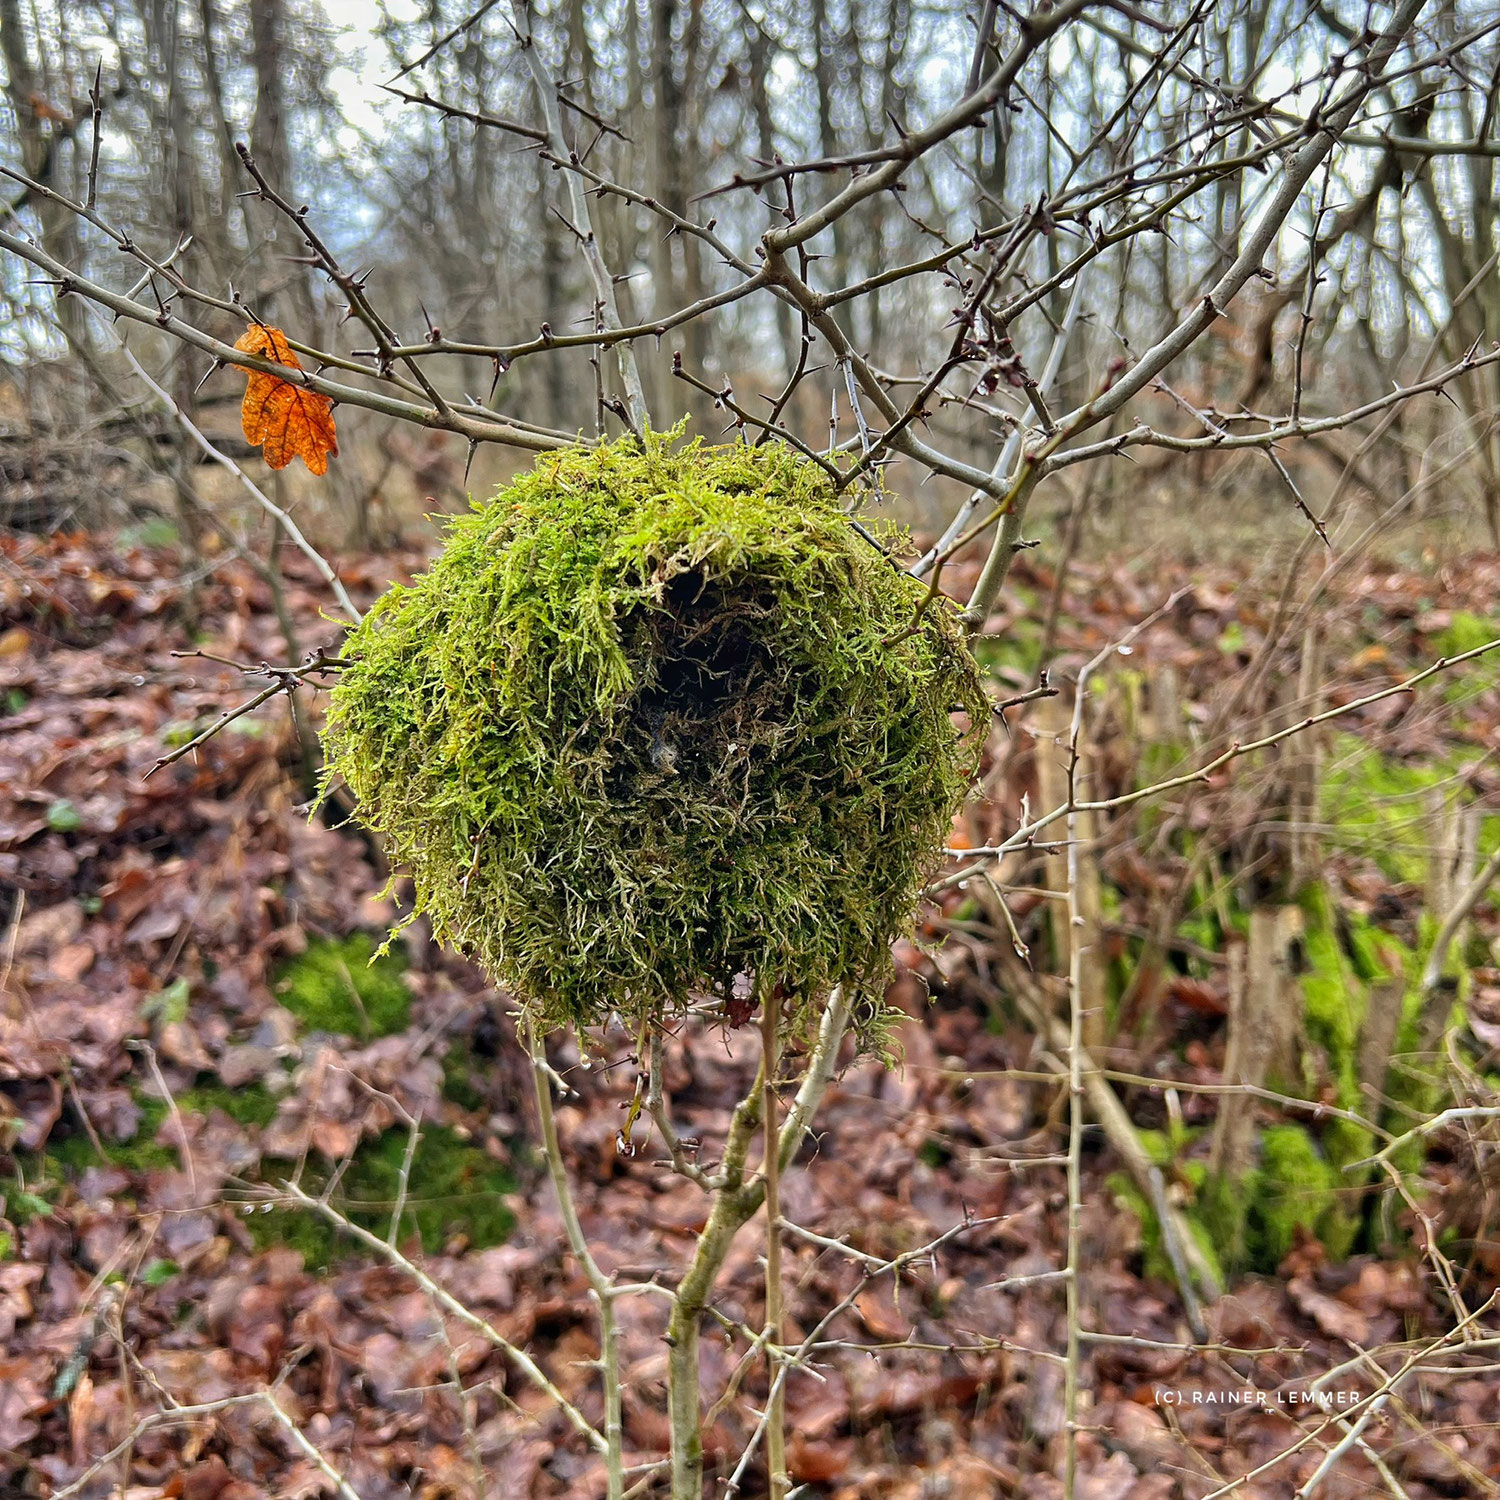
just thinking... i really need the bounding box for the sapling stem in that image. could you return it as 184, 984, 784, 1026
667, 1056, 765, 1499
761, 987, 787, 1500
666, 987, 851, 1499
528, 1026, 626, 1500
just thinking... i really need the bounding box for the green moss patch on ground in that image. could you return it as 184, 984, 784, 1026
1431, 609, 1499, 657
1197, 1125, 1358, 1272
1251, 1124, 1360, 1266
179, 1082, 281, 1130
6, 928, 511, 1264
274, 933, 412, 1040
1321, 733, 1497, 884
9, 1097, 175, 1224
1322, 735, 1453, 886
248, 1126, 515, 1265
47, 1096, 176, 1176
8, 1088, 513, 1268
1109, 1170, 1225, 1294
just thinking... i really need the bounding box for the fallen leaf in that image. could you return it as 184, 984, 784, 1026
159, 1018, 214, 1072
178, 1453, 233, 1500
1167, 974, 1228, 1016
234, 324, 338, 475
49, 942, 95, 983
854, 1284, 913, 1341
1288, 1276, 1370, 1343
788, 1432, 854, 1482
0, 1357, 48, 1448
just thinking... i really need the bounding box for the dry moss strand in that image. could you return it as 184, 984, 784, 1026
322, 432, 987, 1043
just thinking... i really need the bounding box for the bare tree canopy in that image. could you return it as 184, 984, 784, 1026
7, 0, 1500, 558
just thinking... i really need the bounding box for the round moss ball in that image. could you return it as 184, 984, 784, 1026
322, 434, 987, 1040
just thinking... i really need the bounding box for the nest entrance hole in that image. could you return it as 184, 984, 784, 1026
626, 568, 788, 780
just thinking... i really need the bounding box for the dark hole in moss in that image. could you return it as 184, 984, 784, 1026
918, 1138, 950, 1169
616, 572, 792, 798
651, 579, 775, 706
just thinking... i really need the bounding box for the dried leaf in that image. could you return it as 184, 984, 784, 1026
854, 1284, 912, 1341
1288, 1276, 1370, 1344
28, 91, 72, 124
787, 1433, 854, 1483
1167, 974, 1228, 1016
234, 324, 338, 475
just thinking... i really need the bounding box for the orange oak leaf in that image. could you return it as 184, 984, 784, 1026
234, 324, 338, 475
29, 92, 73, 125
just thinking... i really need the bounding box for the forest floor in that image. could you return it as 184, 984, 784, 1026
2, 524, 1499, 1500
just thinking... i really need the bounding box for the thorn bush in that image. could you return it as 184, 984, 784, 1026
322, 433, 986, 1043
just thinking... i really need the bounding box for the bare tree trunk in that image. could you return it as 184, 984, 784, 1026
747, 17, 799, 383
249, 0, 316, 332
1, 0, 86, 342
651, 0, 709, 427
808, 0, 852, 336
250, 0, 292, 199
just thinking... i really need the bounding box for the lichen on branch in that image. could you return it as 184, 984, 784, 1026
321, 430, 986, 1042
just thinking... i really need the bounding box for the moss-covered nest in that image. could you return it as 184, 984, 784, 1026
323, 433, 986, 1041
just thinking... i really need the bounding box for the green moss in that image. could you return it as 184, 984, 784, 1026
141, 1258, 179, 1287
1294, 890, 1380, 1193
4, 1190, 54, 1226
322, 431, 987, 1044
971, 608, 1041, 683
440, 1039, 485, 1112
141, 978, 191, 1026
1299, 888, 1363, 1070
274, 933, 411, 1039
1251, 1124, 1358, 1266
1205, 1122, 1361, 1273
1090, 878, 1394, 1283
1108, 1171, 1225, 1293
1184, 1214, 1226, 1291
1344, 914, 1392, 985
48, 1097, 176, 1175
1432, 609, 1499, 660
1177, 905, 1222, 962
1136, 740, 1193, 840
1199, 1171, 1251, 1272
25, 1091, 514, 1266
178, 1083, 280, 1130
1101, 884, 1133, 1011
249, 1126, 515, 1263
162, 717, 212, 748
1135, 1128, 1174, 1168
10, 1095, 178, 1221
1321, 735, 1467, 884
